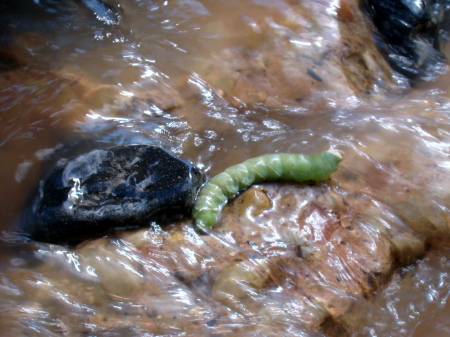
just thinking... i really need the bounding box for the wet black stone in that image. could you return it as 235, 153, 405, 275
21, 145, 206, 245
363, 0, 448, 82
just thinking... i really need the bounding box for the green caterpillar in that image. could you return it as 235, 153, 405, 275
192, 150, 342, 231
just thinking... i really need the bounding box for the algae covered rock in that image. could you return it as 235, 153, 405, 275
21, 145, 206, 245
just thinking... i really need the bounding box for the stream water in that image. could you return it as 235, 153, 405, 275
1, 0, 450, 336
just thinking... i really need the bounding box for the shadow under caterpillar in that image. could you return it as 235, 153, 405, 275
192, 150, 342, 231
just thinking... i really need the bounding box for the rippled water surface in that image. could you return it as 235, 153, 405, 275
1, 0, 450, 336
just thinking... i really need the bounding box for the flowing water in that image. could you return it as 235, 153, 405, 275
1, 0, 450, 336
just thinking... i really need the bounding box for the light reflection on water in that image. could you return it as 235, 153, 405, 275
0, 0, 450, 336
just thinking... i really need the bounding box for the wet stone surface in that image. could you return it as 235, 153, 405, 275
363, 0, 447, 81
21, 145, 206, 245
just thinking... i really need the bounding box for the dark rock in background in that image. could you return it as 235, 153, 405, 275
0, 0, 125, 70
21, 145, 206, 245
363, 0, 449, 82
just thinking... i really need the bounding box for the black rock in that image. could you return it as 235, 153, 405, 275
21, 145, 206, 245
363, 0, 448, 82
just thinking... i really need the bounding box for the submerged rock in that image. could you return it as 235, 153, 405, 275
186, 0, 396, 110
21, 145, 206, 245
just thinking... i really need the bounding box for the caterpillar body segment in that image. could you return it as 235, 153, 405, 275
192, 150, 342, 231
246, 154, 283, 182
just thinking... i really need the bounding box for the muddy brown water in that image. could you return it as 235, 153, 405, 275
0, 0, 450, 336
